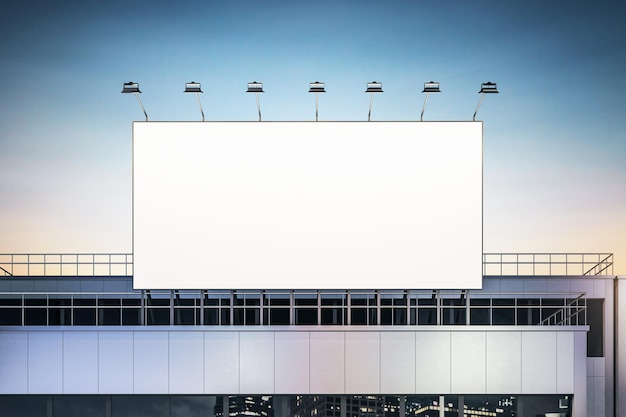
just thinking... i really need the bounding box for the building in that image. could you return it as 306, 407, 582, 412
0, 252, 623, 416
1, 121, 625, 417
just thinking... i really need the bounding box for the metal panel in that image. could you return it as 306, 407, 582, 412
98, 331, 134, 393
169, 331, 204, 394
0, 331, 27, 393
486, 331, 521, 393
380, 331, 415, 394
521, 331, 557, 393
523, 278, 547, 293
240, 331, 275, 393
345, 331, 380, 393
133, 331, 169, 393
28, 331, 63, 393
63, 331, 98, 393
274, 331, 310, 394
451, 331, 486, 393
592, 376, 605, 417
310, 332, 345, 393
204, 331, 239, 394
556, 331, 574, 393
574, 331, 588, 417
415, 332, 450, 394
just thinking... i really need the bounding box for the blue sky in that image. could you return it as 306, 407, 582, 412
1, 0, 625, 273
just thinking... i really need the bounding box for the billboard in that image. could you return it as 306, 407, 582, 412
133, 122, 482, 289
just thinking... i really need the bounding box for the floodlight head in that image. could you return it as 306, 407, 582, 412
122, 81, 147, 121
122, 82, 141, 94
479, 82, 498, 94
365, 81, 383, 93
420, 81, 440, 121
308, 81, 326, 93
422, 81, 441, 93
247, 81, 264, 93
473, 81, 499, 121
184, 81, 205, 121
184, 82, 203, 93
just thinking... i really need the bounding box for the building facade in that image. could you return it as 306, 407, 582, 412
0, 253, 623, 417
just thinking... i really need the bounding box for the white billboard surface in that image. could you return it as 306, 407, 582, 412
133, 122, 482, 289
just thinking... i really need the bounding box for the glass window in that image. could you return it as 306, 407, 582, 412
321, 308, 343, 325
0, 308, 22, 325
25, 308, 47, 325
171, 396, 215, 417
49, 308, 71, 325
517, 308, 540, 325
147, 309, 170, 325
99, 309, 121, 325
73, 308, 96, 325
204, 308, 219, 325
587, 298, 604, 357
351, 308, 367, 325
174, 309, 195, 325
417, 308, 436, 325
268, 308, 290, 325
492, 308, 515, 325
54, 395, 106, 417
442, 308, 465, 325
295, 308, 317, 325
0, 395, 49, 417
122, 308, 141, 325
470, 308, 490, 325
112, 395, 169, 417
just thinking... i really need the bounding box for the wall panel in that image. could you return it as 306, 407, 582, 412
415, 332, 450, 394
345, 332, 380, 393
310, 332, 345, 393
63, 331, 98, 393
28, 332, 63, 393
204, 332, 239, 394
274, 331, 310, 394
169, 331, 204, 394
133, 331, 169, 393
98, 331, 134, 393
0, 332, 27, 393
380, 332, 415, 394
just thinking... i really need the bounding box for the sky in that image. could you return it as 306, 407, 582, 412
0, 0, 625, 275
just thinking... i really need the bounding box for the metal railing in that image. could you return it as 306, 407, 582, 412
0, 254, 133, 277
482, 253, 613, 276
0, 252, 613, 278
0, 290, 586, 327
540, 293, 586, 326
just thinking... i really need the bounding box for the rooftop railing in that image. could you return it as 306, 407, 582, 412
482, 253, 613, 276
0, 252, 614, 278
0, 290, 587, 327
0, 254, 133, 277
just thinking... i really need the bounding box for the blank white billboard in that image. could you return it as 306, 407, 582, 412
133, 122, 482, 289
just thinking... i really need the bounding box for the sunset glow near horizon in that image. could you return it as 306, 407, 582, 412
0, 0, 624, 275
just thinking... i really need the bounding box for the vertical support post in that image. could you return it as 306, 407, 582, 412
47, 396, 53, 417
438, 395, 445, 417
256, 93, 262, 122
222, 396, 229, 417
140, 290, 145, 325
315, 93, 319, 122
105, 396, 112, 417
340, 396, 347, 417
290, 290, 295, 325
420, 92, 430, 121
347, 290, 351, 325
200, 290, 205, 326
